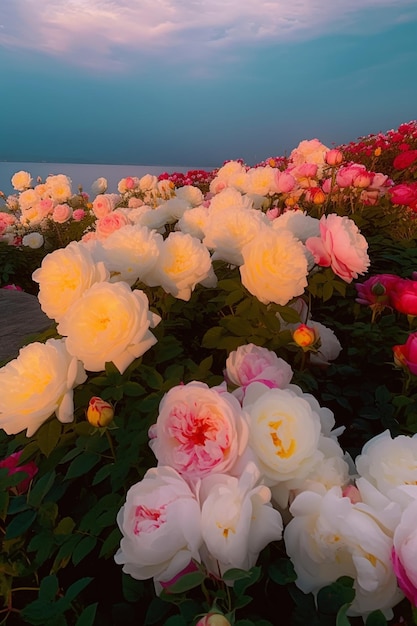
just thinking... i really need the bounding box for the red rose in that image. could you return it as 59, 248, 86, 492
393, 150, 417, 170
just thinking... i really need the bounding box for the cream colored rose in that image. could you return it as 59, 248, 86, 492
32, 241, 109, 322
57, 281, 161, 373
11, 170, 32, 191
240, 227, 308, 305
204, 207, 269, 266
242, 383, 322, 485
144, 231, 216, 301
22, 232, 44, 249
284, 487, 403, 619
244, 166, 277, 196
0, 338, 87, 437
175, 185, 204, 207
355, 430, 417, 509
100, 224, 162, 286
45, 174, 72, 203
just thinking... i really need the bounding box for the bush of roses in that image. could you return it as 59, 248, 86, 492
2, 122, 417, 626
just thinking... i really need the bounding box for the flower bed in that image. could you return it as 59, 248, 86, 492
1, 121, 417, 626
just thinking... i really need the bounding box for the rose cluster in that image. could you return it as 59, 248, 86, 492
114, 348, 417, 619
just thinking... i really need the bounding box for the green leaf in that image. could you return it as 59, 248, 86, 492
144, 596, 172, 625
201, 326, 224, 349
164, 570, 206, 594
75, 603, 98, 626
36, 418, 62, 457
223, 567, 252, 581
92, 463, 112, 486
38, 574, 59, 603
64, 452, 99, 480
122, 574, 146, 603
5, 508, 37, 540
54, 516, 76, 535
163, 617, 187, 626
365, 610, 388, 626
268, 558, 297, 585
317, 577, 355, 615
55, 577, 93, 611
72, 535, 97, 566
122, 381, 146, 397
233, 566, 261, 596
28, 469, 56, 507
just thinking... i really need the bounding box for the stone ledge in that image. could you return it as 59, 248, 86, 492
0, 290, 52, 363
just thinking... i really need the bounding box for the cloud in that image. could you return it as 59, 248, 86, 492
1, 0, 416, 71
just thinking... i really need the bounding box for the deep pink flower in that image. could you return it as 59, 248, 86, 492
0, 451, 38, 494
393, 150, 417, 170
393, 332, 417, 376
390, 279, 417, 316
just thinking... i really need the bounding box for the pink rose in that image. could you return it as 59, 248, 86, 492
2, 284, 23, 291
225, 343, 293, 402
148, 381, 248, 481
325, 149, 343, 166
389, 183, 417, 207
92, 193, 121, 218
305, 213, 370, 283
392, 501, 417, 605
72, 208, 86, 221
393, 332, 417, 376
95, 210, 130, 240
0, 450, 38, 494
274, 170, 296, 193
52, 203, 73, 224
336, 164, 367, 188
390, 278, 417, 316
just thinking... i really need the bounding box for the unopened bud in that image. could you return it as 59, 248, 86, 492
392, 345, 407, 369
87, 396, 114, 427
293, 324, 317, 348
325, 149, 343, 166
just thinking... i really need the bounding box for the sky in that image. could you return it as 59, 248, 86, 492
0, 0, 416, 168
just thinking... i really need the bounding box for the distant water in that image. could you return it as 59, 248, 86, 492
0, 162, 213, 198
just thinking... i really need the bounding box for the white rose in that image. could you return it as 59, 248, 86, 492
115, 466, 202, 584
272, 209, 320, 242
22, 232, 44, 249
139, 174, 158, 192
284, 486, 403, 619
244, 166, 277, 196
91, 177, 108, 195
45, 174, 72, 203
204, 207, 269, 266
57, 281, 160, 373
199, 463, 283, 577
11, 170, 32, 191
0, 338, 87, 437
240, 228, 308, 306
208, 187, 253, 214
175, 185, 204, 207
143, 231, 216, 301
100, 224, 162, 286
355, 430, 417, 509
242, 383, 322, 488
32, 241, 109, 322
176, 206, 209, 240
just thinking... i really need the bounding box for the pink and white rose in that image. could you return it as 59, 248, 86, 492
115, 466, 202, 584
149, 381, 248, 481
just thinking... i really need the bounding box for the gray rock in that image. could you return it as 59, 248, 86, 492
0, 290, 52, 363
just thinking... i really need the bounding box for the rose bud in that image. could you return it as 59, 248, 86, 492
293, 324, 318, 348
87, 396, 114, 427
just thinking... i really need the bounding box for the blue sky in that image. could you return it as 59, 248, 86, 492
0, 0, 416, 167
